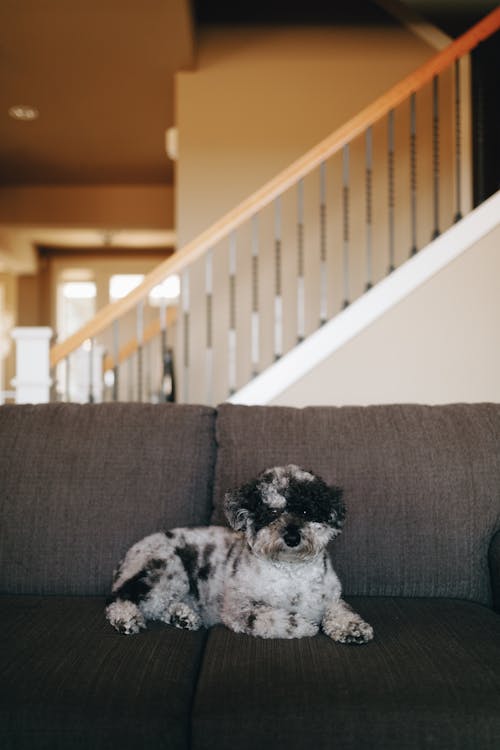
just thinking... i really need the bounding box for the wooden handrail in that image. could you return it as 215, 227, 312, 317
50, 6, 500, 368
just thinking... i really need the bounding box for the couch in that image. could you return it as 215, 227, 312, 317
1, 402, 499, 750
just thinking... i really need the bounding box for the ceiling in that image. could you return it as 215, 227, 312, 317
0, 0, 194, 186
0, 0, 494, 189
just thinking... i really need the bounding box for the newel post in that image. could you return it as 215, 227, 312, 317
11, 327, 53, 403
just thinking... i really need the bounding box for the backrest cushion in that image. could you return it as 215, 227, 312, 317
212, 403, 500, 606
0, 403, 216, 595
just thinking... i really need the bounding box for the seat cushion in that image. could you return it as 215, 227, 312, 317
212, 403, 500, 605
0, 595, 206, 750
191, 597, 500, 750
0, 403, 216, 595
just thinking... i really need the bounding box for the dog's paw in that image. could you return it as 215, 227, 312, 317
324, 618, 374, 645
167, 602, 202, 631
106, 600, 146, 635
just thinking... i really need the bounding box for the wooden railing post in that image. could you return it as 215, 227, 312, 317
11, 327, 53, 403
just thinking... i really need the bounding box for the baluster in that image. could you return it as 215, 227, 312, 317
365, 126, 373, 290
297, 178, 305, 343
127, 356, 133, 401
112, 319, 119, 401
182, 269, 190, 403
88, 338, 95, 403
431, 75, 440, 239
205, 249, 214, 404
388, 109, 395, 273
228, 233, 237, 396
136, 300, 144, 402
342, 144, 350, 308
65, 355, 70, 402
319, 161, 327, 326
454, 59, 463, 222
274, 196, 283, 360
159, 296, 167, 399
251, 216, 260, 376
410, 93, 418, 255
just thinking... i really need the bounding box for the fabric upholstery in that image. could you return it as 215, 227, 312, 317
0, 595, 206, 750
0, 403, 216, 595
192, 597, 500, 750
212, 403, 500, 605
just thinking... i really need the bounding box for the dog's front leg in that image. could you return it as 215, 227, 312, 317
222, 600, 319, 639
322, 599, 374, 644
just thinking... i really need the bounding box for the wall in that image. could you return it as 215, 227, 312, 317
270, 221, 500, 406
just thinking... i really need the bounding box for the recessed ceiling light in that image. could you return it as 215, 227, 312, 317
8, 105, 39, 121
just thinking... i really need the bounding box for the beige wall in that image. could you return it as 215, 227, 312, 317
271, 222, 500, 406
176, 24, 437, 247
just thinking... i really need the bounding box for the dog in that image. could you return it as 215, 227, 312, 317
105, 464, 373, 643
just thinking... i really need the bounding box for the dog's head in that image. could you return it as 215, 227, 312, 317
224, 464, 345, 563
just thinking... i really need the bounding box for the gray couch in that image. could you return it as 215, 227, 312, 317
1, 402, 499, 750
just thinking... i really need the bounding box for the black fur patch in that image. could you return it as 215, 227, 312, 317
285, 475, 345, 528
111, 568, 152, 604
175, 544, 199, 599
198, 543, 215, 581
227, 467, 345, 533
164, 530, 175, 539
247, 612, 257, 630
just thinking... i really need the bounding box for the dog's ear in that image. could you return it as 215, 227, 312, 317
327, 484, 346, 533
224, 489, 251, 531
224, 476, 262, 531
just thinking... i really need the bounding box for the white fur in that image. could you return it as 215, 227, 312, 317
106, 465, 374, 643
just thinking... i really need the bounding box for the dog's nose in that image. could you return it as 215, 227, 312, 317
283, 525, 301, 547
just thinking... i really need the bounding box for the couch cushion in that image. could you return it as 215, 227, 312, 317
212, 403, 500, 604
0, 403, 216, 595
0, 595, 206, 750
191, 597, 500, 750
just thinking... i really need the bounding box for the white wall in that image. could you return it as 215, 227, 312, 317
271, 221, 500, 406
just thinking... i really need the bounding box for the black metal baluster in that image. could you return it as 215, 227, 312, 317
320, 162, 327, 325
112, 319, 119, 401
274, 196, 283, 359
297, 178, 305, 342
410, 93, 418, 256
365, 126, 373, 290
182, 270, 190, 403
228, 234, 237, 396
136, 301, 144, 402
388, 109, 395, 273
342, 144, 350, 308
205, 249, 213, 403
65, 356, 70, 401
251, 216, 260, 376
432, 75, 440, 239
88, 338, 95, 403
454, 59, 463, 222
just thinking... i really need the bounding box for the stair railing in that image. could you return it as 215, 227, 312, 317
48, 8, 500, 404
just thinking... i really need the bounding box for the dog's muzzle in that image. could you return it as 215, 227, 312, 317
283, 525, 301, 548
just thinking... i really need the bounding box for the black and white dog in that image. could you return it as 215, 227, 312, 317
106, 464, 373, 643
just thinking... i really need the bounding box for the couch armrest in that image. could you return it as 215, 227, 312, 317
488, 530, 500, 613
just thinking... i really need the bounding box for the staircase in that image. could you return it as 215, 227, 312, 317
21, 8, 499, 406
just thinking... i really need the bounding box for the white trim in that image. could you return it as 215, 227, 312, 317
229, 191, 500, 406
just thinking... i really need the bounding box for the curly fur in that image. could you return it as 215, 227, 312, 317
105, 464, 374, 643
